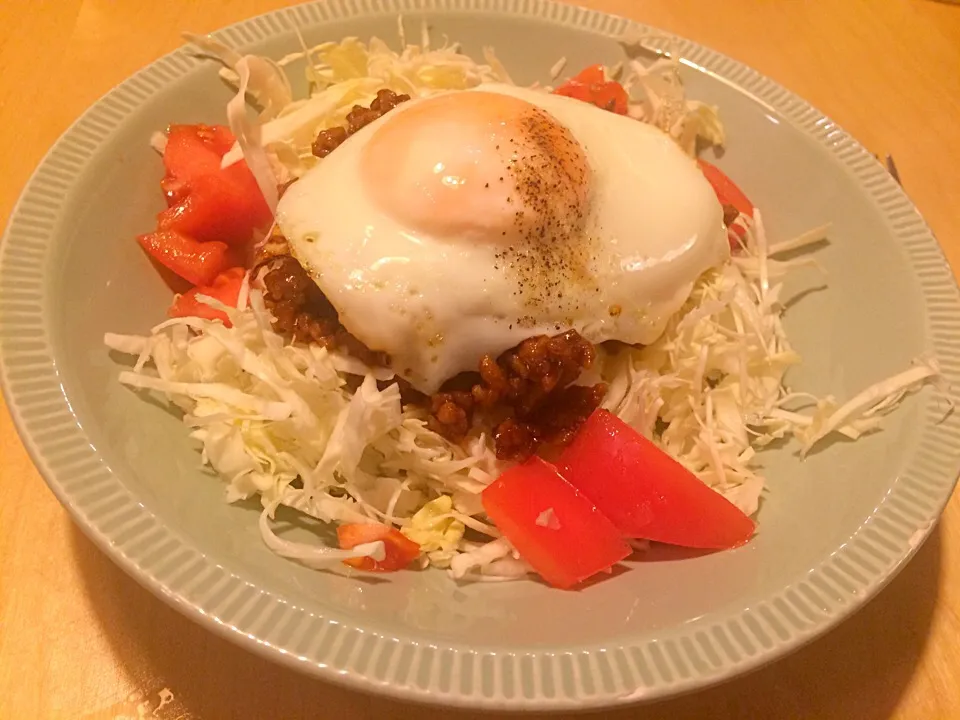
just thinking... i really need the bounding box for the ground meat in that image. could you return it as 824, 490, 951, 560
430, 390, 474, 441
311, 89, 410, 158
259, 255, 388, 367
493, 384, 607, 461
473, 332, 596, 415
253, 225, 291, 266
259, 253, 601, 455
428, 330, 607, 460
312, 126, 347, 159
261, 256, 337, 341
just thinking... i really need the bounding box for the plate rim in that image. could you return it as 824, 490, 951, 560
2, 0, 959, 710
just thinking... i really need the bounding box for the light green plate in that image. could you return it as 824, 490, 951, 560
2, 0, 959, 710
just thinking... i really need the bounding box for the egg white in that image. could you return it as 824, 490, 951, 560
276, 83, 729, 394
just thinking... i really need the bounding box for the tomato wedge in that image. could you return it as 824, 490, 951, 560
482, 457, 631, 589
697, 160, 753, 217
337, 523, 421, 572
158, 124, 273, 245
553, 64, 629, 115
697, 159, 754, 248
557, 410, 755, 550
157, 167, 272, 245
160, 175, 188, 207
568, 64, 606, 86
137, 230, 232, 287
163, 124, 236, 183
168, 267, 246, 326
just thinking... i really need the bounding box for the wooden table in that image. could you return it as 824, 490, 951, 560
2, 1, 959, 718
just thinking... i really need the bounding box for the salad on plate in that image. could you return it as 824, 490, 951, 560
104, 21, 939, 589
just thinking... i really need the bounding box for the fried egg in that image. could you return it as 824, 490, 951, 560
276, 83, 729, 393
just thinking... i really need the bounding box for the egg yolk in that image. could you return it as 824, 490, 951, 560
360, 91, 591, 246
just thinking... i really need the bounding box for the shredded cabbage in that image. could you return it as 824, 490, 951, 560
184, 32, 292, 121
188, 19, 721, 187
197, 23, 510, 179
224, 57, 281, 213
109, 23, 942, 581
617, 31, 724, 154
105, 287, 498, 567
401, 496, 465, 568
600, 212, 940, 516
106, 215, 939, 576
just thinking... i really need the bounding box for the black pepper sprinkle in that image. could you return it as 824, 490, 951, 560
487, 107, 597, 315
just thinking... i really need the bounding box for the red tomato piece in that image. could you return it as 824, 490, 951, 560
552, 81, 593, 104
557, 410, 756, 550
158, 124, 273, 245
481, 457, 632, 589
593, 81, 629, 114
554, 79, 629, 115
697, 159, 754, 248
157, 169, 271, 245
570, 63, 606, 86
554, 65, 629, 115
168, 267, 246, 326
697, 160, 753, 217
163, 124, 236, 183
160, 175, 188, 207
337, 523, 421, 572
137, 230, 231, 287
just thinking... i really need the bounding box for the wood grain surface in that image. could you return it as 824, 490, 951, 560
2, 1, 959, 718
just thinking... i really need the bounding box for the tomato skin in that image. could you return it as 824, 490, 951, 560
158, 124, 273, 245
596, 82, 629, 115
570, 64, 606, 85
163, 124, 236, 182
157, 169, 271, 245
696, 159, 754, 248
553, 65, 629, 115
697, 160, 753, 216
481, 457, 632, 589
557, 410, 755, 550
337, 523, 421, 572
137, 230, 231, 287
160, 175, 188, 207
168, 267, 246, 326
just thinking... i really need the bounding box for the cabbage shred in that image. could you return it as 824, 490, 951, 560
107, 24, 939, 579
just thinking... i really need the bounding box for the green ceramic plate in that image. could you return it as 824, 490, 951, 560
2, 0, 959, 710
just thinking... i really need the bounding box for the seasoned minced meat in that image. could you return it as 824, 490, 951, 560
492, 384, 607, 461
311, 89, 410, 158
429, 330, 607, 460
259, 255, 387, 367
257, 257, 603, 456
